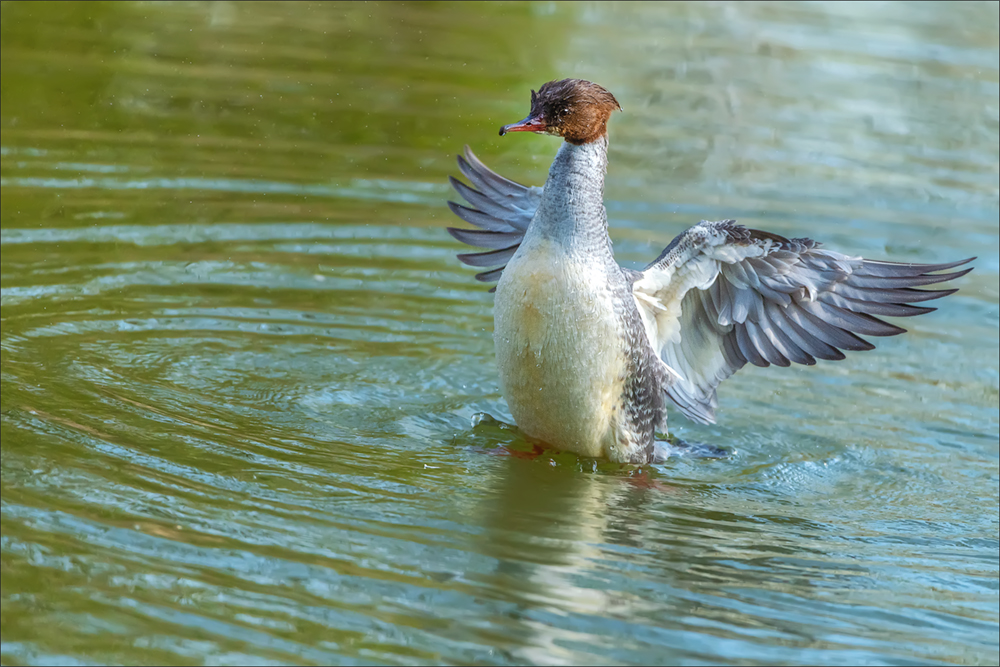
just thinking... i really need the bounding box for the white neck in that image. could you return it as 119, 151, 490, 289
528, 138, 614, 259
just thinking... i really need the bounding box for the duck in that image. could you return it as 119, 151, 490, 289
446, 78, 973, 464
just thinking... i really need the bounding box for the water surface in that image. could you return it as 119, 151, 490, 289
2, 2, 998, 665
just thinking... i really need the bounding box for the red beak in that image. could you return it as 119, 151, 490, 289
499, 114, 547, 136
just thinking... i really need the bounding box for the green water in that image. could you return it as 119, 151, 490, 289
2, 2, 998, 664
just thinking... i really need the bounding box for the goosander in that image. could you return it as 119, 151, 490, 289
447, 78, 973, 464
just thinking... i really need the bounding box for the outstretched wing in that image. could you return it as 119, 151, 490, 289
632, 220, 974, 425
446, 146, 542, 289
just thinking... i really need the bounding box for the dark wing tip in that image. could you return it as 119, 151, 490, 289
445, 226, 467, 243
456, 251, 495, 268
456, 243, 518, 268
445, 200, 478, 224
857, 256, 975, 279
867, 316, 907, 337
904, 287, 958, 305
474, 266, 504, 283
941, 266, 974, 281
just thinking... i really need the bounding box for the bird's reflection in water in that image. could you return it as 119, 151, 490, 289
458, 416, 837, 663
461, 422, 665, 662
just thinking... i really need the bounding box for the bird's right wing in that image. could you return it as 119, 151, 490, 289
446, 146, 542, 289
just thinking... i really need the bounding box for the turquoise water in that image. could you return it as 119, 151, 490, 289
2, 2, 998, 664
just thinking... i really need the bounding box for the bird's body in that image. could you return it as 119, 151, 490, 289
492, 138, 667, 462
447, 79, 972, 464
495, 237, 633, 459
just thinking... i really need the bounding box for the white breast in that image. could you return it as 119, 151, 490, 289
493, 236, 628, 459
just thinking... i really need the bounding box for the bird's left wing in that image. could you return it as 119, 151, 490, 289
446, 146, 543, 290
632, 220, 973, 424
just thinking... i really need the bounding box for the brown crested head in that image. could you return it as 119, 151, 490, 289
499, 79, 622, 145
